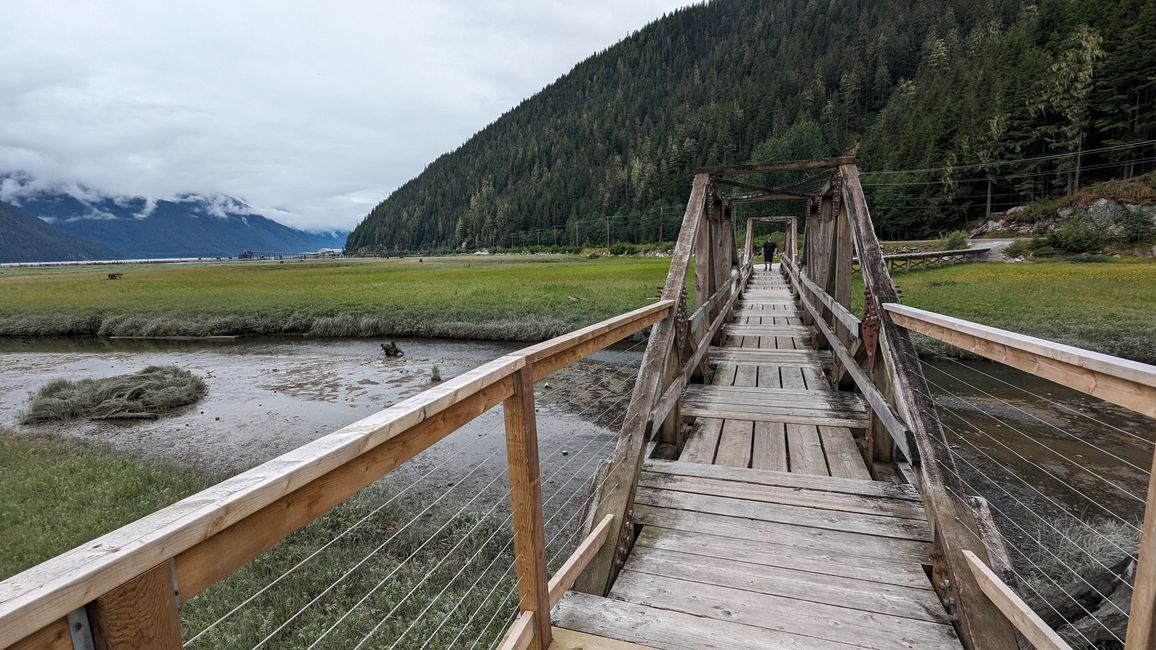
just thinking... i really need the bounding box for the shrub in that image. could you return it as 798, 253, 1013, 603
1046, 215, 1106, 254
1120, 207, 1156, 244
608, 242, 637, 256
941, 230, 970, 251
1003, 239, 1032, 258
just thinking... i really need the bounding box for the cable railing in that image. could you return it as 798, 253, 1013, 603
771, 163, 1156, 650
0, 298, 668, 650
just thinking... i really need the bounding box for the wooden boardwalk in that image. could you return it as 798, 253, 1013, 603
552, 268, 962, 649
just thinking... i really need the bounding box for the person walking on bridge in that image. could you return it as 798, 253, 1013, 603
762, 238, 777, 270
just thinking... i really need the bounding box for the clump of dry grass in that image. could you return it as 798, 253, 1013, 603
21, 366, 206, 423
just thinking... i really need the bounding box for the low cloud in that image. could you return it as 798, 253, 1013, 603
0, 1, 692, 231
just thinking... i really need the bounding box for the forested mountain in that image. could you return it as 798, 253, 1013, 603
2, 174, 347, 258
347, 0, 1155, 251
0, 202, 118, 263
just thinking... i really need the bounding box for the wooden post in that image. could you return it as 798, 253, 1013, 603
88, 563, 181, 650
503, 365, 551, 649
839, 164, 1018, 650
1125, 450, 1156, 649
575, 174, 708, 597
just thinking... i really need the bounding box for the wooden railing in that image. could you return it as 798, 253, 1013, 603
776, 164, 1023, 649
883, 303, 1156, 650
779, 163, 1156, 649
0, 301, 673, 650
852, 245, 992, 273
572, 172, 750, 595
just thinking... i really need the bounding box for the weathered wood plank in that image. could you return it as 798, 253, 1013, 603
819, 426, 871, 480
553, 591, 848, 650
732, 364, 758, 387
549, 515, 614, 607
635, 526, 934, 589
751, 421, 788, 472
678, 418, 721, 464
786, 423, 829, 476
723, 324, 814, 338
610, 571, 960, 650
633, 505, 932, 562
964, 551, 1072, 650
637, 471, 925, 520
643, 459, 921, 501
626, 545, 949, 623
700, 156, 856, 176
714, 420, 753, 468
707, 347, 830, 367
683, 405, 870, 429
634, 487, 930, 540
683, 385, 865, 409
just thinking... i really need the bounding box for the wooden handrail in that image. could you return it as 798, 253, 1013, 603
786, 266, 914, 462
781, 259, 861, 339
963, 551, 1073, 650
574, 173, 711, 595
497, 611, 536, 650
884, 303, 1156, 418
838, 163, 1019, 649
0, 301, 672, 650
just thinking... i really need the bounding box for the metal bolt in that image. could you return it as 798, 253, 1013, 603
942, 597, 956, 608
938, 580, 951, 590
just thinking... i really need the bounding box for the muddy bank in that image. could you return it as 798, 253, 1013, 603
0, 337, 642, 500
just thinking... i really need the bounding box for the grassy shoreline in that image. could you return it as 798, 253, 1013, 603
1, 254, 1154, 361
0, 256, 670, 341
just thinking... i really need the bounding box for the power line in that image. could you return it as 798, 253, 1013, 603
861, 140, 1156, 177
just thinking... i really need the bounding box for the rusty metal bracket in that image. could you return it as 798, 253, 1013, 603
861, 288, 881, 367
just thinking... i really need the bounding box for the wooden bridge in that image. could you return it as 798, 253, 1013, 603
1, 159, 1154, 650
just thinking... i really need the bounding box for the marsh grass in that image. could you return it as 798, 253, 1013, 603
1, 432, 546, 648
0, 432, 215, 578
1019, 519, 1140, 647
0, 256, 670, 340
21, 366, 206, 423
854, 259, 1156, 362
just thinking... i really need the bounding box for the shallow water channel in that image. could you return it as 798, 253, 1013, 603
0, 337, 644, 533
2, 338, 1150, 560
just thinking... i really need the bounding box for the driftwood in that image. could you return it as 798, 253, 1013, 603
1057, 559, 1134, 647
89, 413, 159, 421
380, 341, 404, 357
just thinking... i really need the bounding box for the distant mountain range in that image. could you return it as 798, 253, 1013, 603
0, 202, 119, 263
0, 173, 347, 262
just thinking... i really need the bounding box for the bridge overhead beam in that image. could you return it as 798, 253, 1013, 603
699, 155, 855, 176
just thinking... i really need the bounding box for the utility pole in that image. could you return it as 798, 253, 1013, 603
658, 207, 664, 243
606, 216, 610, 249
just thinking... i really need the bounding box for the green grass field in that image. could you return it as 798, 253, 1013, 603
2, 254, 1154, 359
883, 259, 1156, 363
0, 432, 527, 647
0, 256, 671, 340
0, 433, 214, 579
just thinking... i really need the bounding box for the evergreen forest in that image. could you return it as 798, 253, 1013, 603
346, 0, 1156, 253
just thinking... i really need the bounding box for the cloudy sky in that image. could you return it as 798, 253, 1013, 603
0, 1, 694, 231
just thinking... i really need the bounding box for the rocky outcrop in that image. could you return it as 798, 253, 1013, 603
971, 199, 1156, 237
